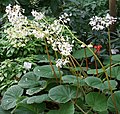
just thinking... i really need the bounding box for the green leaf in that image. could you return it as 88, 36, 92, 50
27, 94, 51, 104
103, 80, 117, 90
85, 92, 107, 112
85, 77, 117, 90
47, 102, 74, 114
107, 91, 120, 113
73, 48, 94, 59
1, 85, 23, 110
87, 69, 103, 74
14, 103, 45, 114
34, 65, 62, 78
85, 77, 103, 89
1, 0, 14, 5
107, 66, 120, 80
18, 72, 41, 88
34, 54, 54, 63
0, 106, 11, 114
26, 81, 47, 95
49, 85, 80, 103
17, 0, 30, 5
112, 54, 120, 62
98, 110, 108, 114
62, 75, 85, 86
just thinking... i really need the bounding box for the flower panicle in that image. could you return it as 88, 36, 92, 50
89, 13, 117, 30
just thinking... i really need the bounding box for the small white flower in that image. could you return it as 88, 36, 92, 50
59, 41, 73, 56
59, 12, 71, 23
5, 4, 11, 14
32, 29, 44, 38
81, 44, 86, 48
88, 43, 93, 48
56, 58, 69, 68
89, 14, 117, 30
111, 49, 119, 54
24, 62, 32, 70
31, 10, 44, 20
104, 13, 117, 27
56, 59, 63, 68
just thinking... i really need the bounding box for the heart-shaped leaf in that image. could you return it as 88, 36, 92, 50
14, 103, 45, 114
18, 72, 41, 88
107, 66, 120, 80
34, 65, 63, 78
87, 69, 103, 74
27, 94, 51, 104
1, 85, 23, 110
49, 85, 80, 103
47, 102, 74, 114
85, 77, 117, 90
85, 77, 102, 89
103, 80, 117, 90
62, 75, 85, 86
26, 81, 47, 95
0, 106, 11, 114
73, 48, 94, 59
34, 54, 54, 63
85, 92, 107, 112
112, 54, 120, 62
107, 91, 120, 113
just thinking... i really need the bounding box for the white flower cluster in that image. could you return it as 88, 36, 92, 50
47, 36, 74, 56
5, 4, 27, 26
4, 5, 45, 47
89, 13, 117, 30
31, 10, 44, 21
59, 13, 71, 23
56, 58, 69, 68
4, 5, 75, 69
48, 20, 63, 35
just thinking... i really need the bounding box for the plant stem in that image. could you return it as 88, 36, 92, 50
84, 48, 88, 70
44, 38, 58, 83
71, 100, 87, 114
69, 56, 80, 103
94, 55, 98, 77
70, 55, 88, 78
108, 28, 112, 79
108, 28, 118, 114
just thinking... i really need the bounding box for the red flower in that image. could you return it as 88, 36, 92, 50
94, 45, 102, 54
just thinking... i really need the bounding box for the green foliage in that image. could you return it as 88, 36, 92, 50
0, 1, 120, 114
73, 48, 94, 59
112, 54, 120, 61
18, 72, 41, 88
47, 102, 74, 114
33, 65, 63, 78
107, 91, 120, 113
107, 66, 120, 80
49, 85, 80, 103
27, 94, 50, 104
87, 69, 103, 74
0, 106, 10, 114
14, 102, 46, 114
18, 72, 47, 95
62, 75, 85, 86
1, 85, 23, 110
85, 77, 117, 90
85, 92, 107, 112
